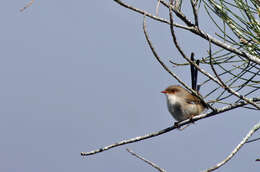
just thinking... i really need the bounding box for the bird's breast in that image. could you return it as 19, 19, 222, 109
166, 95, 186, 121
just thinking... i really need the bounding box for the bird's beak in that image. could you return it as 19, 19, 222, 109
161, 90, 167, 94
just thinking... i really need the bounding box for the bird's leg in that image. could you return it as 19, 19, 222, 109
188, 114, 196, 123
174, 121, 191, 131
177, 116, 195, 131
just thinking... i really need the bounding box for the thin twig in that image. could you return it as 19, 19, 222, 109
190, 0, 199, 26
156, 0, 161, 17
113, 0, 190, 30
192, 28, 260, 65
20, 0, 35, 12
246, 137, 260, 143
126, 148, 166, 172
161, 0, 194, 26
202, 121, 260, 172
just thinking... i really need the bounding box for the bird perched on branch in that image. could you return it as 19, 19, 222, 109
161, 85, 206, 122
161, 53, 206, 122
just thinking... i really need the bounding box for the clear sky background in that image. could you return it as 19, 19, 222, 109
0, 0, 259, 172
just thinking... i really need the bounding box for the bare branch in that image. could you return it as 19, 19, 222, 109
126, 148, 166, 172
246, 137, 260, 144
156, 0, 161, 17
80, 98, 259, 157
81, 124, 178, 157
202, 121, 260, 172
190, 0, 199, 26
162, 0, 194, 26
113, 0, 190, 30
192, 28, 260, 65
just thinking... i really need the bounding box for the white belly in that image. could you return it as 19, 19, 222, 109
166, 95, 191, 121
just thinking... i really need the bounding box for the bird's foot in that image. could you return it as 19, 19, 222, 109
174, 122, 180, 128
174, 122, 189, 131
189, 116, 195, 124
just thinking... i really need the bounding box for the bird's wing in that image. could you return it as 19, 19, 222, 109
185, 97, 201, 105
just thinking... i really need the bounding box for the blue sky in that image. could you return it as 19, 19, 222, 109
0, 0, 259, 171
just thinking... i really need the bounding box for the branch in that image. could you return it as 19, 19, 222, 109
162, 0, 194, 26
114, 0, 260, 65
246, 137, 260, 144
155, 0, 161, 17
190, 0, 199, 26
202, 121, 260, 172
113, 0, 190, 30
163, 0, 260, 64
126, 148, 166, 172
208, 40, 260, 110
81, 125, 177, 157
20, 0, 35, 12
80, 98, 259, 157
192, 28, 260, 65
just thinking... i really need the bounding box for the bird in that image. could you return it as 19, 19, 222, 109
161, 85, 206, 122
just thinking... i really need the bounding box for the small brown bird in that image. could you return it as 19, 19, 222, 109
161, 85, 206, 122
